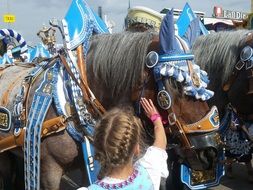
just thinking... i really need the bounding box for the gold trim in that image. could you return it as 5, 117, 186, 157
184, 106, 219, 133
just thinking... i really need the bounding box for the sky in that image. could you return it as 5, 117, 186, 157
0, 0, 251, 45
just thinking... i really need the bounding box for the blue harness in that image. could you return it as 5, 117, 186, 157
24, 61, 59, 190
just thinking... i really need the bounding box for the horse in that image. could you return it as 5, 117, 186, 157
0, 28, 222, 190
86, 29, 226, 190
193, 29, 253, 182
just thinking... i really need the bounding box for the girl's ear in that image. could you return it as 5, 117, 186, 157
134, 144, 140, 156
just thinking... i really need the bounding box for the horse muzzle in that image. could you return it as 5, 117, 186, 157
174, 106, 223, 170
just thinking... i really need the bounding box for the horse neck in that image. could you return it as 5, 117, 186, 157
87, 67, 132, 110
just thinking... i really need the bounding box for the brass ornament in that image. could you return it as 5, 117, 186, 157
191, 168, 216, 185
0, 106, 11, 131
157, 90, 172, 110
191, 72, 201, 87
0, 112, 8, 129
42, 84, 52, 94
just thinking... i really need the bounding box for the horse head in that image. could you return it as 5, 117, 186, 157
226, 31, 253, 119
193, 30, 253, 120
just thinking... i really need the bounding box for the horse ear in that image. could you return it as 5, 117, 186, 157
159, 9, 180, 54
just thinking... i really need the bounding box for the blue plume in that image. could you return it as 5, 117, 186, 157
176, 3, 208, 47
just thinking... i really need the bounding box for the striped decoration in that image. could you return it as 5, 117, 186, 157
155, 60, 214, 101
0, 28, 28, 53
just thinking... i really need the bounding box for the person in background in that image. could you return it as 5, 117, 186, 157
78, 98, 168, 190
225, 105, 253, 183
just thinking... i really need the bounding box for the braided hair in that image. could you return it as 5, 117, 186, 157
94, 107, 143, 179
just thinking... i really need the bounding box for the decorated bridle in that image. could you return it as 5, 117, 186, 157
223, 33, 253, 94
144, 44, 220, 170
134, 10, 221, 170
222, 33, 253, 121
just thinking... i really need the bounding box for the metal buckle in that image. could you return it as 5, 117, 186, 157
246, 59, 253, 70
146, 51, 159, 68
240, 45, 253, 62
168, 112, 177, 126
235, 61, 245, 71
24, 75, 32, 83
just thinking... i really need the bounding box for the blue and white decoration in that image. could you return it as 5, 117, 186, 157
0, 52, 13, 65
63, 0, 109, 52
24, 62, 59, 190
0, 29, 28, 64
61, 0, 109, 185
0, 29, 28, 53
155, 8, 213, 101
176, 3, 209, 48
27, 43, 51, 62
155, 59, 214, 101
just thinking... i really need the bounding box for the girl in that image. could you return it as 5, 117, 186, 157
78, 98, 168, 189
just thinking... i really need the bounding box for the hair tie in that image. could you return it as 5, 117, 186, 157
150, 113, 161, 122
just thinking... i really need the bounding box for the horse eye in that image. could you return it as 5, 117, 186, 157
240, 45, 253, 62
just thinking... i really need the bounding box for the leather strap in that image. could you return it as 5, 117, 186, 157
161, 79, 191, 147
0, 116, 67, 153
76, 45, 88, 86
59, 54, 105, 116
222, 58, 253, 91
163, 79, 205, 169
166, 107, 207, 170
175, 36, 200, 87
41, 115, 66, 136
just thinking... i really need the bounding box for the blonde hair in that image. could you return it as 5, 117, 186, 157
94, 107, 143, 179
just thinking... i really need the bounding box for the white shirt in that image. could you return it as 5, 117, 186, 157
78, 146, 169, 190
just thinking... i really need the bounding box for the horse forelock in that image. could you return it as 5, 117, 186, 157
87, 31, 155, 98
193, 30, 251, 86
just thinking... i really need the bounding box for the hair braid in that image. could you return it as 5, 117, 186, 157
93, 107, 143, 179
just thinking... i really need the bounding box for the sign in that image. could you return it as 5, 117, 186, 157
3, 14, 16, 23
213, 6, 248, 20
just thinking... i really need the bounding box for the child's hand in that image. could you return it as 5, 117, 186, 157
141, 98, 166, 149
140, 98, 159, 119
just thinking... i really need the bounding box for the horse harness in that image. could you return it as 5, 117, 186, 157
223, 45, 253, 121
223, 45, 253, 93
138, 36, 220, 170
0, 59, 68, 153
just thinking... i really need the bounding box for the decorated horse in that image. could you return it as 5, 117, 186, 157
125, 4, 225, 189
0, 1, 108, 189
193, 29, 253, 182
0, 1, 224, 190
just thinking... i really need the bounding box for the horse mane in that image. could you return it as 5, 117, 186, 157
87, 31, 155, 97
193, 29, 251, 86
